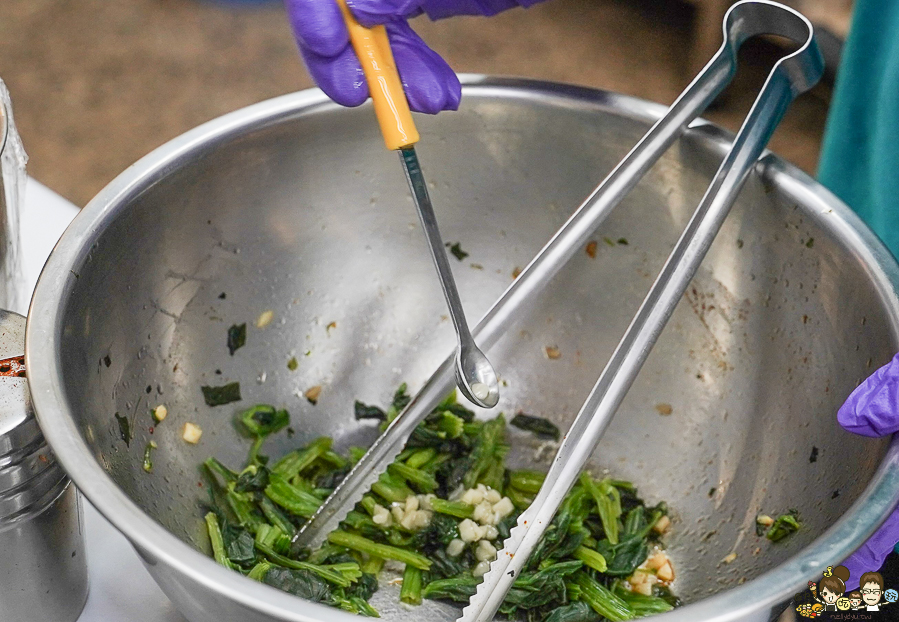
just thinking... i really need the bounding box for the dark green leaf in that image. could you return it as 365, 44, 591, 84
595, 534, 649, 576
202, 382, 242, 407
445, 242, 469, 261
114, 413, 132, 447
227, 323, 246, 356
510, 413, 560, 441
225, 528, 257, 565
426, 548, 470, 579
544, 601, 601, 622
263, 567, 331, 602
392, 383, 411, 413
287, 357, 299, 371
354, 401, 386, 421
235, 465, 270, 493
411, 513, 460, 552
422, 574, 479, 601
240, 404, 289, 437
347, 573, 379, 601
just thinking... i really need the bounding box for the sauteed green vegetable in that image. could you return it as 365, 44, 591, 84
201, 386, 680, 620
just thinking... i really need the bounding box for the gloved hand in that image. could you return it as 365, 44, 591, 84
284, 0, 543, 114
838, 352, 899, 589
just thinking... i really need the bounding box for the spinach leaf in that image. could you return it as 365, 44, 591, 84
767, 510, 801, 542
347, 573, 379, 601
202, 382, 242, 407
234, 465, 270, 493
114, 412, 132, 447
227, 323, 246, 356
510, 412, 560, 441
544, 601, 601, 622
445, 242, 469, 261
263, 567, 331, 602
240, 404, 289, 437
391, 383, 411, 414
422, 574, 479, 601
354, 401, 386, 421
595, 534, 649, 576
225, 528, 257, 565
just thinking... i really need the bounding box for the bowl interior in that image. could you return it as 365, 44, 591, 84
52, 86, 897, 616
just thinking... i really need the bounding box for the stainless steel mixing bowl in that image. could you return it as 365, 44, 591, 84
26, 76, 899, 622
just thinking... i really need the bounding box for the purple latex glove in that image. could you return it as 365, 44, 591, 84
838, 352, 899, 589
284, 0, 544, 114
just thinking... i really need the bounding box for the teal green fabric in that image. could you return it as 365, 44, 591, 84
819, 0, 899, 258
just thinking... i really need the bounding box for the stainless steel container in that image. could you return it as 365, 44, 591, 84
0, 80, 27, 315
0, 310, 87, 621
25, 77, 899, 622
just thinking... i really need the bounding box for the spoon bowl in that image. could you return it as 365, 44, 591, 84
455, 344, 500, 408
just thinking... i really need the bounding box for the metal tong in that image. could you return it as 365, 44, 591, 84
293, 0, 822, 555
459, 2, 822, 621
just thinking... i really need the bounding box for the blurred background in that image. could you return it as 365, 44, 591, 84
0, 0, 852, 208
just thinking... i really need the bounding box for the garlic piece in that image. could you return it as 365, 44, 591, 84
459, 519, 480, 543
182, 422, 202, 444
493, 497, 515, 520
461, 488, 484, 506
256, 310, 274, 328
475, 539, 497, 562
446, 539, 465, 557
391, 505, 405, 523
405, 496, 419, 513
473, 501, 493, 524
657, 561, 675, 582
472, 561, 491, 577
152, 405, 167, 423
372, 504, 392, 526
653, 515, 671, 534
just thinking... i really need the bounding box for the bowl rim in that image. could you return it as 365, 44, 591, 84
25, 75, 899, 622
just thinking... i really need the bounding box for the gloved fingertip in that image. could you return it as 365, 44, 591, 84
347, 0, 423, 27
837, 352, 899, 437
285, 0, 349, 57
841, 505, 899, 590
300, 45, 370, 108
387, 22, 460, 114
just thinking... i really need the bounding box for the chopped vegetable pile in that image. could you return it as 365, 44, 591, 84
201, 385, 680, 620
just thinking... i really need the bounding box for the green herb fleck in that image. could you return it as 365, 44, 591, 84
617, 238, 629, 245
202, 382, 242, 407
805, 238, 815, 248
227, 323, 247, 356
142, 440, 158, 472
765, 510, 801, 542
287, 357, 298, 371
446, 242, 469, 261
115, 412, 132, 447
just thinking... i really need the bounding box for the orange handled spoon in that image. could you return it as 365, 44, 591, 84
337, 0, 499, 409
